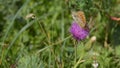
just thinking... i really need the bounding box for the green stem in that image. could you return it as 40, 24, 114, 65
73, 53, 85, 68
74, 40, 77, 63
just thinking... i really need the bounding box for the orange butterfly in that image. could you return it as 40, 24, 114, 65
72, 11, 88, 29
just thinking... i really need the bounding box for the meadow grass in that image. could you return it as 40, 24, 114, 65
0, 0, 120, 68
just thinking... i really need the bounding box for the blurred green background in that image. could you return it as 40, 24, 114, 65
0, 0, 120, 68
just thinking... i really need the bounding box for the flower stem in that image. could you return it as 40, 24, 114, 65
73, 56, 85, 68
74, 40, 77, 63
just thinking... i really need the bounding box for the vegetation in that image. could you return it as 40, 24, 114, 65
0, 0, 120, 68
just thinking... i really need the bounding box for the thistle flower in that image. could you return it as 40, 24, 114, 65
70, 21, 89, 40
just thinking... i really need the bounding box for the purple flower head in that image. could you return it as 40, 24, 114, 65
70, 21, 89, 40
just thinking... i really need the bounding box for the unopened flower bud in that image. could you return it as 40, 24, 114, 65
25, 13, 35, 20
90, 36, 96, 43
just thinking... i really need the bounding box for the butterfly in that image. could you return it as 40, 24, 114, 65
72, 11, 89, 29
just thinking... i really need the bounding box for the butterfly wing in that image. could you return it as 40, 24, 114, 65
72, 11, 86, 28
